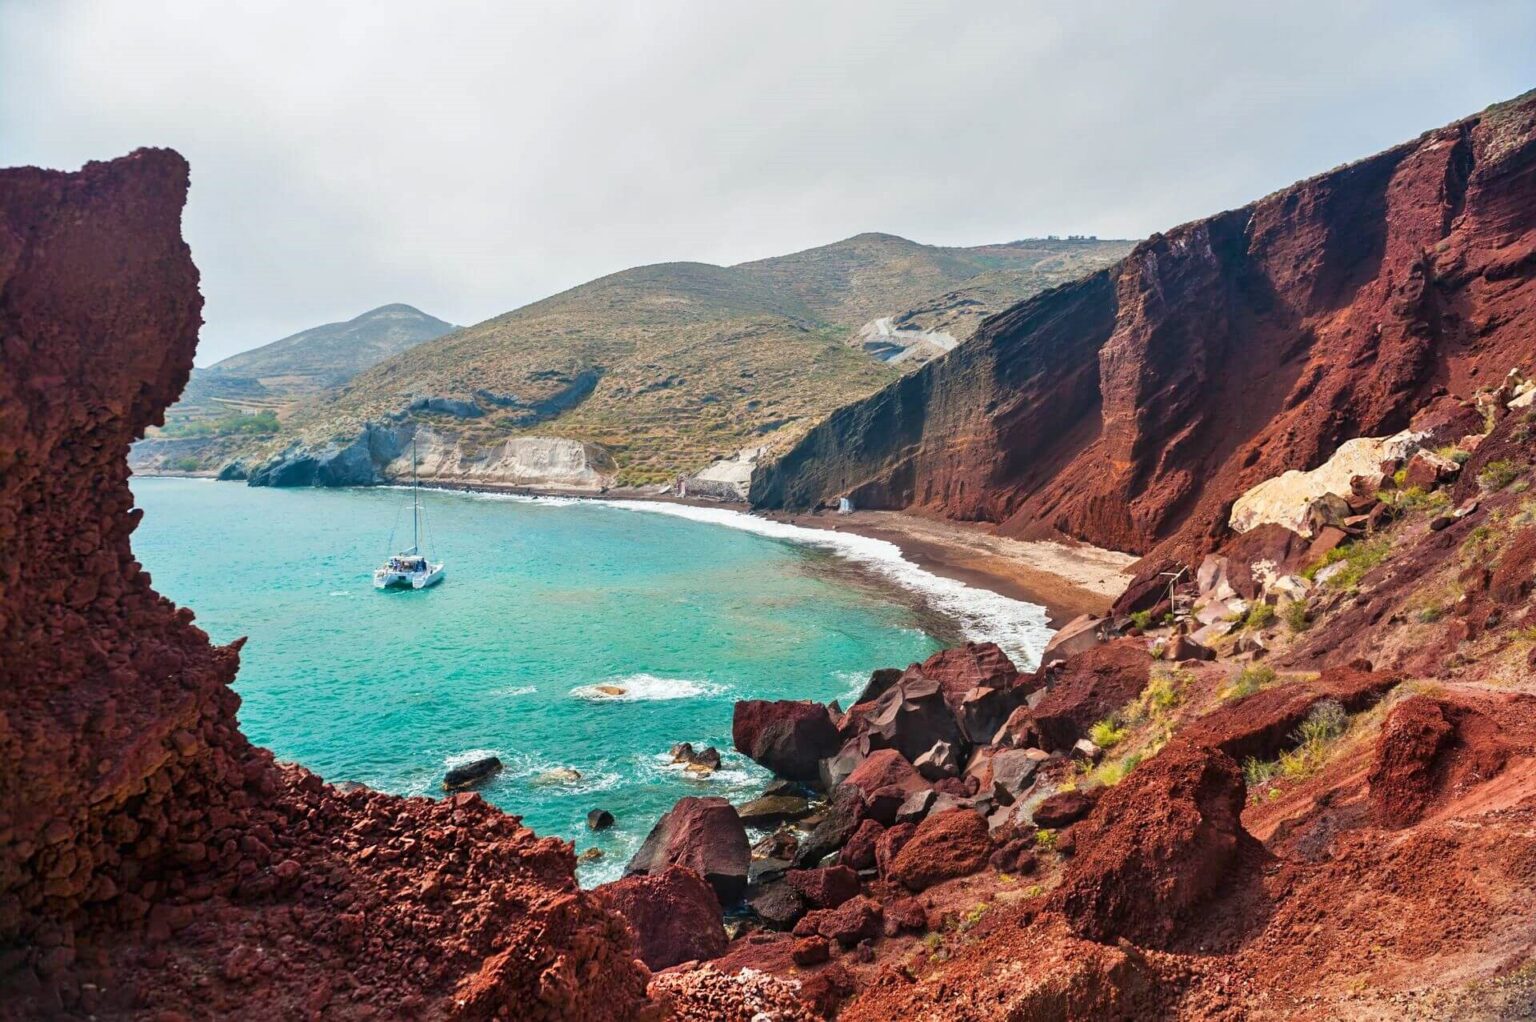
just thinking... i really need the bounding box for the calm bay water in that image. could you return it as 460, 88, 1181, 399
129, 478, 1048, 883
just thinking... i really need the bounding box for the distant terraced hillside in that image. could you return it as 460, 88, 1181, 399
236, 234, 1131, 489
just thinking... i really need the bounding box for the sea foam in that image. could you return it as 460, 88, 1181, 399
423, 486, 1052, 668
569, 673, 727, 702
607, 501, 1050, 669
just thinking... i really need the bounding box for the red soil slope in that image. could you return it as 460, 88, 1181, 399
751, 90, 1536, 568
0, 152, 650, 1020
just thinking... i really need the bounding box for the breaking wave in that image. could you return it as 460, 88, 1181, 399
569, 673, 728, 702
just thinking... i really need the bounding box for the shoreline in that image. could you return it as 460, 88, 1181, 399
761, 509, 1136, 629
137, 472, 1135, 632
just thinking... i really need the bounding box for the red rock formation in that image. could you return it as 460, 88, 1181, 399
1368, 696, 1458, 828
626, 796, 750, 906
1052, 744, 1247, 947
596, 866, 728, 970
1029, 639, 1151, 751
885, 809, 992, 892
0, 152, 651, 1020
731, 699, 839, 784
752, 91, 1536, 569
1368, 693, 1525, 829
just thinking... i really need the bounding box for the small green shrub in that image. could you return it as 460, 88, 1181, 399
1129, 609, 1155, 631
1436, 446, 1472, 466
1243, 601, 1276, 630
1283, 598, 1310, 633
1380, 485, 1450, 517
1415, 604, 1445, 624
1479, 459, 1522, 491
1224, 664, 1276, 700
956, 902, 990, 932
1462, 524, 1497, 562
1035, 829, 1058, 851
1243, 756, 1279, 789
1304, 536, 1392, 591
1089, 718, 1128, 749
1243, 699, 1349, 794
1279, 699, 1348, 779
1294, 699, 1347, 747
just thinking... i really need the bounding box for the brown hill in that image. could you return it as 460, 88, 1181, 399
255, 234, 1129, 488
752, 90, 1536, 571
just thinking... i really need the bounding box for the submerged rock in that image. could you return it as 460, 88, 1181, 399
442, 756, 503, 792
736, 794, 812, 827
533, 766, 583, 785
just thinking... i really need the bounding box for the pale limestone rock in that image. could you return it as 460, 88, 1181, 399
1228, 430, 1425, 537
402, 431, 617, 490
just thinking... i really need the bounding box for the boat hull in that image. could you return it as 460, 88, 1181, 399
373, 564, 445, 590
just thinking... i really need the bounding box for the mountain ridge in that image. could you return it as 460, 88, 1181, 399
241, 233, 1132, 487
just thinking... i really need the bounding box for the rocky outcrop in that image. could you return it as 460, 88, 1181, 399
128, 433, 254, 476
0, 151, 650, 1020
1029, 640, 1152, 751
732, 699, 840, 784
752, 91, 1536, 569
682, 446, 767, 502
885, 809, 993, 891
246, 426, 617, 490
1053, 744, 1247, 946
1227, 429, 1424, 536
595, 866, 728, 970
626, 796, 750, 906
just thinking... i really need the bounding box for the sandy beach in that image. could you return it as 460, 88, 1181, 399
764, 509, 1137, 628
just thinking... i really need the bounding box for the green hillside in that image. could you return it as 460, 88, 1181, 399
237, 235, 1133, 486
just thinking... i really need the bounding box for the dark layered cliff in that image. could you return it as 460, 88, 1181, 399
752, 91, 1536, 567
0, 152, 650, 1019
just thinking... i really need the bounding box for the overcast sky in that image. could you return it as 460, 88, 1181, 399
3, 1, 1533, 365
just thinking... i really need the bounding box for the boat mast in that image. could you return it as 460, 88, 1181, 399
412, 436, 420, 555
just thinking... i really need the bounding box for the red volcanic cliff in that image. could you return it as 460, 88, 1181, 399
0, 153, 650, 1019
751, 91, 1536, 567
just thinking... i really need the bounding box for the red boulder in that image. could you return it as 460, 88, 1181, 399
596, 865, 727, 970
1032, 789, 1098, 829
886, 809, 993, 892
1052, 743, 1246, 946
1030, 641, 1152, 751
787, 865, 861, 910
626, 796, 750, 906
733, 699, 840, 785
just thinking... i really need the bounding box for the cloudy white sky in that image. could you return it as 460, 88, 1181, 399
3, 1, 1533, 364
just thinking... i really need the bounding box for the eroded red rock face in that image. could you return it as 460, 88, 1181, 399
752, 91, 1536, 568
1052, 743, 1247, 947
0, 152, 650, 1020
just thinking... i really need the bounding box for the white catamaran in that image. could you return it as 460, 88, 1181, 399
373, 439, 445, 590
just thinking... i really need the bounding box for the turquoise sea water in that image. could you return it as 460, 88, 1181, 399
129, 478, 1048, 884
